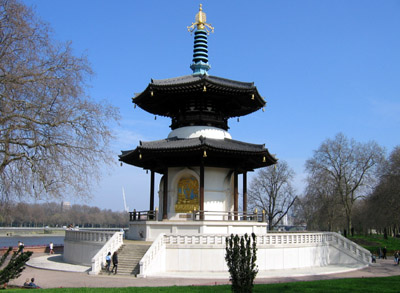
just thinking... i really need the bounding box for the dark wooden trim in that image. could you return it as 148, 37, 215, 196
163, 170, 168, 220
150, 170, 155, 211
234, 170, 238, 220
243, 171, 247, 219
200, 161, 205, 220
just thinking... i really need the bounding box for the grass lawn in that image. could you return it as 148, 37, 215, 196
4, 276, 400, 292
349, 234, 400, 255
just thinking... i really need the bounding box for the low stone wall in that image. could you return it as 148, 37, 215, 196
0, 245, 63, 254
63, 230, 116, 266
138, 232, 371, 277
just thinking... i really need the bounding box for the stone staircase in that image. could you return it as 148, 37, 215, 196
102, 241, 152, 276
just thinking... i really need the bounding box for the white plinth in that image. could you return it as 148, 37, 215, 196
127, 220, 268, 241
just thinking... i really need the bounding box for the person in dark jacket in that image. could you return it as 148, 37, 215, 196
111, 251, 118, 274
383, 246, 387, 259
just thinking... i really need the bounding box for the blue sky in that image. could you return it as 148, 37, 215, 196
22, 0, 400, 212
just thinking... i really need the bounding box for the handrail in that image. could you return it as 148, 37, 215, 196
129, 210, 158, 221
128, 209, 266, 222
192, 210, 266, 222
327, 232, 371, 264
65, 229, 116, 243
161, 232, 371, 264
89, 231, 123, 275
138, 233, 165, 277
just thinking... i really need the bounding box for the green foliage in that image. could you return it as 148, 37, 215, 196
5, 276, 400, 292
0, 246, 32, 286
225, 233, 258, 293
350, 234, 400, 255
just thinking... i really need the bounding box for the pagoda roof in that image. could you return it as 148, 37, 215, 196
132, 74, 266, 118
119, 136, 277, 174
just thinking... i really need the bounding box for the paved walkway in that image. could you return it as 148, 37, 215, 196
8, 253, 400, 289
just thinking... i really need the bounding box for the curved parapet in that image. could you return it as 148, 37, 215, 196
136, 232, 371, 277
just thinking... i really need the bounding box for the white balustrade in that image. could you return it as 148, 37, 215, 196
157, 232, 371, 265
65, 230, 116, 243
134, 231, 372, 277
89, 231, 123, 275
138, 233, 165, 277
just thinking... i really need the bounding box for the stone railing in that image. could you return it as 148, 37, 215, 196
257, 232, 330, 245
162, 233, 329, 246
89, 231, 123, 275
161, 232, 371, 264
164, 234, 226, 246
327, 232, 371, 264
138, 233, 165, 277
65, 229, 116, 243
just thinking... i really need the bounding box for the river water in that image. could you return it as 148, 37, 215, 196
0, 235, 64, 248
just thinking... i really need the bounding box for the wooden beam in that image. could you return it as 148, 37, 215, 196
163, 170, 168, 220
150, 170, 155, 211
243, 171, 247, 220
200, 161, 205, 220
234, 170, 238, 220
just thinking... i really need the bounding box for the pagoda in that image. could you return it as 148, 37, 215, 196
120, 5, 277, 240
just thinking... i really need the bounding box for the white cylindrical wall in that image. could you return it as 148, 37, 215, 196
158, 167, 234, 220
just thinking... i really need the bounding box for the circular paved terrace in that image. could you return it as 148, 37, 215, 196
7, 253, 400, 289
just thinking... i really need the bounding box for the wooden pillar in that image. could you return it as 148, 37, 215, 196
234, 170, 238, 220
162, 169, 168, 220
150, 170, 155, 211
243, 171, 247, 220
200, 161, 205, 220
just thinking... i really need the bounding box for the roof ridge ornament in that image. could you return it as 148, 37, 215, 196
187, 4, 214, 34
188, 4, 213, 75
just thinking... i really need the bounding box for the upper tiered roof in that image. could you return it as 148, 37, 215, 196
132, 74, 265, 130
132, 5, 266, 131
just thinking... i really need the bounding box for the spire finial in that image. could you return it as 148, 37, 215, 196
188, 4, 213, 75
187, 4, 214, 34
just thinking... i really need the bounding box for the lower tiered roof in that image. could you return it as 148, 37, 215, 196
119, 136, 277, 174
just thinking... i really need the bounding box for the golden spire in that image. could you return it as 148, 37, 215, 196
187, 4, 214, 34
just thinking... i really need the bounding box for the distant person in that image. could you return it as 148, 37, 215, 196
378, 247, 382, 259
383, 246, 387, 259
111, 251, 118, 275
105, 252, 111, 272
28, 278, 40, 288
49, 242, 54, 254
19, 242, 24, 253
23, 278, 30, 287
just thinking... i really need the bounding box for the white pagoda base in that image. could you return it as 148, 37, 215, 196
127, 220, 267, 241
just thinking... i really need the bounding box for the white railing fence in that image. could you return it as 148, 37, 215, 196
328, 232, 371, 264
138, 233, 165, 277
138, 231, 371, 277
89, 231, 123, 275
65, 229, 116, 243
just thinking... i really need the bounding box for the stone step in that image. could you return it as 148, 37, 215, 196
112, 243, 151, 277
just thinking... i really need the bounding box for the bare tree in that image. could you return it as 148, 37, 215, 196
248, 160, 297, 231
0, 0, 120, 202
305, 133, 384, 235
363, 146, 400, 235
299, 169, 345, 231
